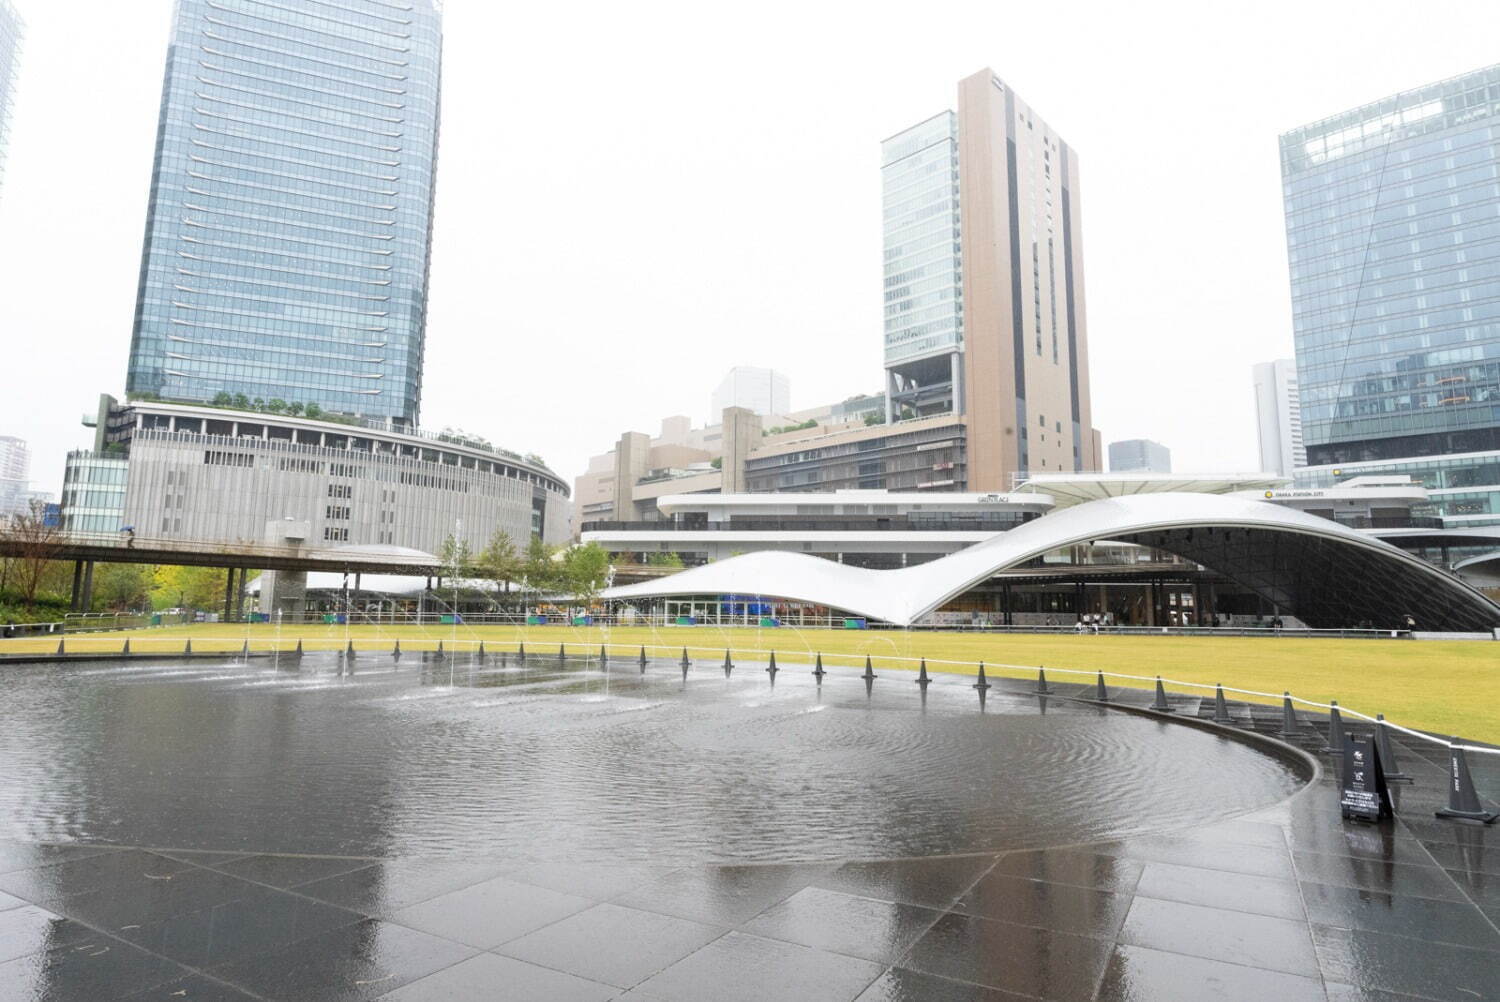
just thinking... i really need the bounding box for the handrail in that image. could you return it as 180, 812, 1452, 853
32, 636, 1494, 757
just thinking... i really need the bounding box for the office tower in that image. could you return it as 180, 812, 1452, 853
1280, 64, 1500, 466
0, 434, 26, 481
0, 0, 22, 196
0, 434, 31, 517
882, 68, 1098, 486
1252, 359, 1306, 477
1108, 439, 1171, 474
126, 0, 443, 427
711, 366, 790, 420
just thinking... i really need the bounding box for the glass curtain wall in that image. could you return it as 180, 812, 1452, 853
126, 0, 443, 427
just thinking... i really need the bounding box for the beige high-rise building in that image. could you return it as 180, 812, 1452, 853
882, 68, 1099, 489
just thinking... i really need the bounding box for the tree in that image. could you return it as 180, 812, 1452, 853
149, 564, 249, 613
251, 398, 265, 412
562, 543, 610, 610
439, 534, 471, 577
523, 537, 559, 597
212, 392, 233, 406
645, 552, 683, 568
286, 402, 304, 416
232, 393, 250, 410
266, 398, 287, 414
182, 566, 230, 612
93, 563, 153, 611
304, 402, 322, 419
2, 500, 62, 611
479, 529, 521, 603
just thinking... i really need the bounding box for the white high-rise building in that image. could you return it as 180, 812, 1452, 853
711, 367, 790, 420
0, 435, 27, 481
0, 434, 33, 517
1252, 359, 1305, 477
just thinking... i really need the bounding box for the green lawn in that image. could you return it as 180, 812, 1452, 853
3, 622, 1496, 742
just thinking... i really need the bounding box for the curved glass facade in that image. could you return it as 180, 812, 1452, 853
127, 0, 442, 427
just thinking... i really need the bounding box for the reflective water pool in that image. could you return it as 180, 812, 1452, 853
0, 654, 1305, 862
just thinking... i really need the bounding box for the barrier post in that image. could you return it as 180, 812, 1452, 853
1435, 744, 1499, 824
1320, 701, 1346, 756
1279, 692, 1300, 738
1151, 677, 1175, 713
1212, 684, 1232, 724
1376, 715, 1412, 784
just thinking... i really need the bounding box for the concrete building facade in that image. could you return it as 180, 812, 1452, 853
882, 69, 1100, 485
63, 399, 570, 616
1252, 359, 1306, 477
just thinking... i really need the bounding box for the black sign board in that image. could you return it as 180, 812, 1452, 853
1340, 735, 1393, 822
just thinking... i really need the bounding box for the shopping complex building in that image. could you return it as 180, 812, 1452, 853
589, 473, 1500, 631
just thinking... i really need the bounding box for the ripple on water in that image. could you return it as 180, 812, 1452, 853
0, 655, 1305, 862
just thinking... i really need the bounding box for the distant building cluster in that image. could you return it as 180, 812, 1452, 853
0, 434, 53, 521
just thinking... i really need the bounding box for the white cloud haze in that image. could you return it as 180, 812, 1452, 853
2, 0, 1498, 495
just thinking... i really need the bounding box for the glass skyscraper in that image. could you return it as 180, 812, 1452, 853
127, 0, 442, 427
882, 112, 963, 390
0, 0, 23, 196
1280, 64, 1500, 467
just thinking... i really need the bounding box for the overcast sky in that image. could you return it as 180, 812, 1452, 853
2, 0, 1499, 497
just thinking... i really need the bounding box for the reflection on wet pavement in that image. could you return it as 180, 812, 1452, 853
0, 653, 1492, 999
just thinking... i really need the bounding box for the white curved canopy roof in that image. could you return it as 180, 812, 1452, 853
1014, 472, 1289, 509
604, 492, 1500, 630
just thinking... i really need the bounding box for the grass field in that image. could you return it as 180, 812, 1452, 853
3, 622, 1497, 742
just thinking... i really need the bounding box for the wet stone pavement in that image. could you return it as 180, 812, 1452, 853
0, 654, 1495, 999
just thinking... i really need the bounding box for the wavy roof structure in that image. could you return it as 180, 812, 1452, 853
603, 493, 1500, 631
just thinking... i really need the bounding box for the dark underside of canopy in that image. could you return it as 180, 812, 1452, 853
1123, 526, 1500, 632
